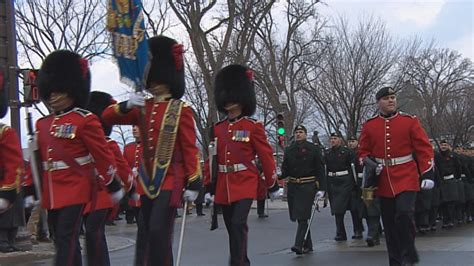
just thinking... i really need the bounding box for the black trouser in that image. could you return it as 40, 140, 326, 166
335, 210, 362, 237
84, 208, 111, 266
196, 203, 204, 215
415, 210, 429, 229
0, 227, 18, 248
137, 191, 176, 266
366, 216, 380, 240
442, 201, 456, 225
126, 207, 140, 223
455, 202, 466, 222
134, 207, 147, 266
222, 199, 253, 266
48, 204, 84, 266
380, 192, 418, 266
294, 219, 312, 249
257, 199, 265, 215
428, 205, 439, 227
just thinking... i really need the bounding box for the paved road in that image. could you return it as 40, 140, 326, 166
2, 202, 473, 266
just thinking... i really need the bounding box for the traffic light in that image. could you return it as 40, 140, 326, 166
276, 112, 285, 136
23, 69, 40, 105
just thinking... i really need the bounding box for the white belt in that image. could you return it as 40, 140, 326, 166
43, 155, 93, 171
375, 154, 413, 166
328, 170, 349, 177
218, 160, 255, 173
443, 174, 454, 180
357, 173, 363, 178
461, 174, 466, 178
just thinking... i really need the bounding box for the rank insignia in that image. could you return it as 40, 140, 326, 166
232, 130, 250, 142
54, 124, 77, 139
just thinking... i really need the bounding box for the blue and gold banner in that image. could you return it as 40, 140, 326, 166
107, 0, 148, 88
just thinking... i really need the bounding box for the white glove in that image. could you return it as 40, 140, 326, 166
131, 192, 140, 201
126, 92, 145, 109
183, 190, 199, 202
132, 167, 138, 177
204, 193, 214, 204
24, 195, 38, 208
316, 191, 325, 200
110, 188, 125, 204
375, 164, 383, 175
420, 179, 434, 190
269, 190, 280, 201
0, 198, 10, 213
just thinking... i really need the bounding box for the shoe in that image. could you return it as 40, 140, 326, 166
334, 235, 347, 241
366, 236, 380, 247
352, 231, 363, 239
197, 213, 205, 216
430, 225, 437, 231
0, 244, 15, 253
105, 221, 116, 226
291, 246, 304, 255
37, 236, 52, 243
258, 214, 268, 218
303, 247, 313, 253
448, 223, 454, 228
30, 238, 39, 245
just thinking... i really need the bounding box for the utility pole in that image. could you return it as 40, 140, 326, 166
0, 0, 20, 134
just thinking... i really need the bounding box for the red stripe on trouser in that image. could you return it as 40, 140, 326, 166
67, 205, 84, 266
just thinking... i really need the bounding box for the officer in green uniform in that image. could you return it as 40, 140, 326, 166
325, 132, 363, 241
454, 146, 473, 224
435, 140, 461, 228
281, 125, 326, 255
347, 136, 365, 239
428, 141, 441, 231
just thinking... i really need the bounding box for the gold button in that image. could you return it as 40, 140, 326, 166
48, 148, 53, 152
150, 120, 155, 123
152, 112, 156, 115
386, 126, 390, 129
386, 133, 390, 136
226, 160, 230, 162
387, 147, 391, 150
149, 138, 153, 141
149, 128, 154, 132
387, 139, 391, 143
228, 130, 232, 133
387, 154, 391, 157
50, 132, 54, 135
227, 151, 231, 155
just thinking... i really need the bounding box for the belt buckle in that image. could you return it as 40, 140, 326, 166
226, 165, 234, 173
47, 161, 54, 170
296, 178, 301, 184
384, 159, 393, 166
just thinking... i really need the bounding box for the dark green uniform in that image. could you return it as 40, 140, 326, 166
428, 164, 442, 231
467, 155, 474, 222
281, 140, 325, 252
435, 150, 461, 227
457, 153, 472, 223
325, 146, 362, 240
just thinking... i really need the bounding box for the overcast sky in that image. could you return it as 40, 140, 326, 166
2, 0, 473, 147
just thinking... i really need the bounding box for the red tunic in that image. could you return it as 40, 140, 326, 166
36, 108, 118, 210
101, 98, 201, 203
0, 125, 22, 201
123, 142, 142, 207
358, 112, 434, 198
204, 117, 277, 205
83, 139, 133, 214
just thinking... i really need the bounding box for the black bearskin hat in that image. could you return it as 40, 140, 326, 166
86, 91, 116, 136
146, 36, 185, 99
0, 68, 7, 118
37, 50, 91, 108
214, 64, 256, 116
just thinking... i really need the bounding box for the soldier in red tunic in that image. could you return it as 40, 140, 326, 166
123, 125, 142, 224
83, 91, 134, 266
36, 50, 124, 266
0, 88, 23, 252
102, 36, 202, 266
358, 87, 435, 266
205, 64, 279, 266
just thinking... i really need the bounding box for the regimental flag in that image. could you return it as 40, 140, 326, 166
107, 0, 148, 89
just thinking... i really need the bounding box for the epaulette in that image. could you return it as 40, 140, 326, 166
365, 114, 378, 123
399, 111, 416, 118
73, 108, 92, 117
245, 117, 262, 124
215, 118, 226, 126
0, 123, 8, 137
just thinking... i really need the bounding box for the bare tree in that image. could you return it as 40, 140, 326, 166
168, 0, 275, 148
142, 0, 176, 36
15, 0, 109, 66
305, 16, 402, 139
401, 46, 474, 140
250, 0, 326, 141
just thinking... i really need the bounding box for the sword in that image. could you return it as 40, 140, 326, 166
303, 193, 322, 245
176, 200, 188, 266
350, 163, 357, 183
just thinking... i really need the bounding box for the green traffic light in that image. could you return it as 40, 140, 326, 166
277, 127, 285, 135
